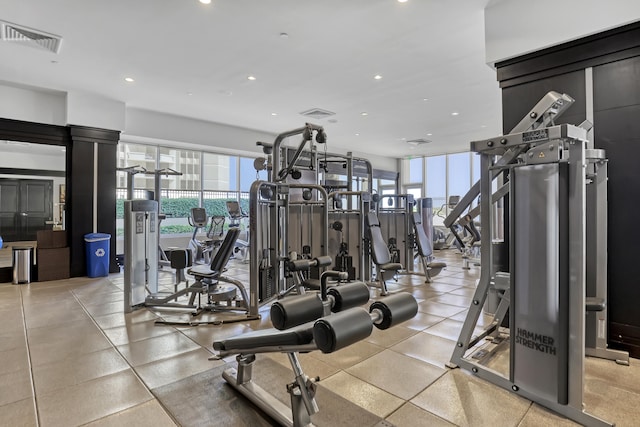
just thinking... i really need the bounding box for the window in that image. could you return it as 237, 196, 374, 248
203, 153, 235, 191
426, 155, 446, 225
447, 152, 471, 206
159, 147, 201, 191
240, 156, 267, 192
472, 152, 481, 185
116, 143, 157, 194
406, 186, 422, 212
408, 157, 423, 183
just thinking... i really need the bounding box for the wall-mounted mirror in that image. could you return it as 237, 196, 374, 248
0, 140, 66, 267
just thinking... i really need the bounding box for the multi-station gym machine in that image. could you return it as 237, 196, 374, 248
447, 91, 629, 427
251, 122, 445, 300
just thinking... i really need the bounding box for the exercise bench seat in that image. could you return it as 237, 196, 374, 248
189, 227, 240, 279
366, 211, 402, 295
214, 322, 315, 352
412, 212, 446, 282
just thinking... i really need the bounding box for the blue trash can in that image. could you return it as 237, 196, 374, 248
84, 233, 111, 278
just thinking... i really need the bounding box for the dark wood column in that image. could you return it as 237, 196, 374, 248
68, 126, 120, 276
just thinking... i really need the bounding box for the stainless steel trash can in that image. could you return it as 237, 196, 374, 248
12, 246, 32, 284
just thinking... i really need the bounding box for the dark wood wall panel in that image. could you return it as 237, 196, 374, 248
501, 70, 586, 134
594, 58, 640, 336
594, 57, 640, 110
97, 143, 119, 273
68, 126, 120, 277
69, 141, 94, 277
497, 22, 640, 88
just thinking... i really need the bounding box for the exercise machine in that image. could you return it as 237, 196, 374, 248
143, 168, 183, 269
365, 210, 403, 296
212, 291, 418, 427
123, 199, 258, 323
327, 190, 373, 283
123, 200, 159, 313
447, 91, 628, 427
250, 124, 333, 304
432, 196, 461, 250
187, 207, 224, 265
410, 211, 446, 282
250, 179, 330, 303
376, 194, 446, 282
225, 200, 249, 262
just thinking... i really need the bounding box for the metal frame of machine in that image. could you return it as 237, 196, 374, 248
447, 92, 629, 427
123, 199, 259, 323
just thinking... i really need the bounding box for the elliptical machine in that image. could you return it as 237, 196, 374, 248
226, 201, 249, 262
188, 207, 217, 265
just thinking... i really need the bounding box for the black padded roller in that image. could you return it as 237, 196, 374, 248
369, 292, 418, 330
327, 282, 370, 312
313, 308, 373, 353
288, 259, 312, 271
314, 255, 332, 267
270, 294, 324, 330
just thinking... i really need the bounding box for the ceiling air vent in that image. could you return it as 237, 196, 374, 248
0, 20, 62, 54
300, 108, 336, 120
407, 138, 431, 146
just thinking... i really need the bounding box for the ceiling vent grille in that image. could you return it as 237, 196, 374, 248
407, 138, 431, 146
0, 20, 62, 54
300, 108, 336, 120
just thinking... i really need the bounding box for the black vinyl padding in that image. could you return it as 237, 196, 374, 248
271, 294, 324, 330
327, 282, 370, 312
271, 282, 370, 330
313, 308, 373, 353
314, 255, 332, 267
289, 255, 333, 272
188, 227, 240, 278
586, 297, 606, 312
213, 322, 315, 351
412, 212, 433, 258
369, 292, 418, 330
366, 211, 393, 265
302, 279, 321, 290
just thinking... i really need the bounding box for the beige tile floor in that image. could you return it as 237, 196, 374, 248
1, 250, 639, 426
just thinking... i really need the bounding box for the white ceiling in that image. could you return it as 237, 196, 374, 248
0, 0, 503, 159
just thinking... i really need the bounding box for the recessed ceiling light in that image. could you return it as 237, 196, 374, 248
398, 0, 408, 3
355, 133, 360, 136
480, 124, 487, 128
451, 112, 459, 116
187, 92, 193, 96
247, 75, 256, 81
271, 112, 277, 116
422, 98, 429, 101
374, 74, 382, 80
361, 112, 368, 116
124, 77, 134, 83
427, 133, 433, 136
199, 0, 211, 4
